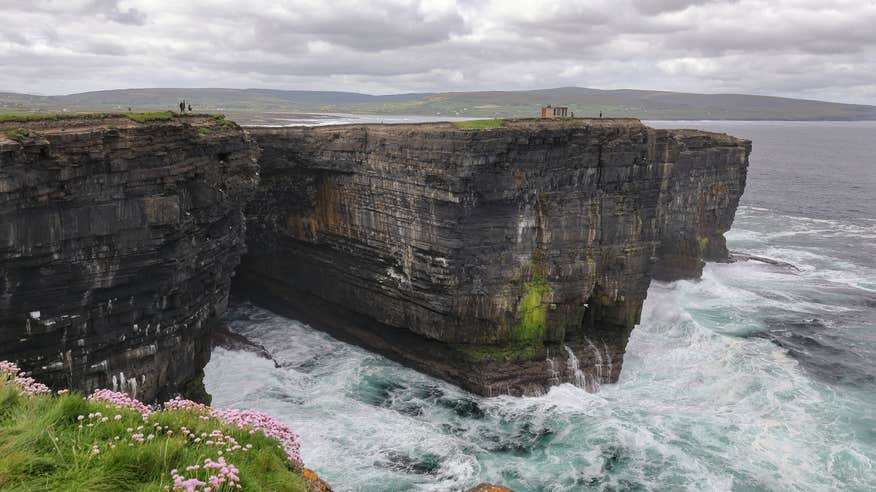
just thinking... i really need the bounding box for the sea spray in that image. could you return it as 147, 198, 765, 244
564, 345, 588, 390
584, 337, 604, 387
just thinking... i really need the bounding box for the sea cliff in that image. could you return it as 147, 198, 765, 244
240, 119, 750, 396
0, 115, 748, 399
0, 114, 258, 402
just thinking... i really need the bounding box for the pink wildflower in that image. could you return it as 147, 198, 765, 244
88, 389, 152, 416
163, 396, 210, 413
210, 408, 302, 465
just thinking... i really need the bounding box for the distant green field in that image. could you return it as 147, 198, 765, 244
2, 87, 875, 120
453, 119, 504, 130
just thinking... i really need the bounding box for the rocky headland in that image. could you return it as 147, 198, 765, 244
240, 119, 750, 396
0, 115, 749, 401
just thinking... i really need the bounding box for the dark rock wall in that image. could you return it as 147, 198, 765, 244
0, 116, 259, 402
0, 116, 748, 400
241, 119, 749, 396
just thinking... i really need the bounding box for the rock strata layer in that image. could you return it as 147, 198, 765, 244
240, 119, 749, 396
0, 115, 258, 402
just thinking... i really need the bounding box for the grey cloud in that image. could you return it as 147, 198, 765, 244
16, 0, 148, 25
86, 0, 148, 25
0, 0, 873, 105
632, 0, 730, 15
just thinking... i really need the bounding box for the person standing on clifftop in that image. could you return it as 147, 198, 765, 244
179, 101, 185, 113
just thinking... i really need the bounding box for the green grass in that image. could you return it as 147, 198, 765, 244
4, 128, 39, 141
452, 119, 504, 130
123, 111, 173, 123
0, 382, 309, 491
0, 113, 68, 122
0, 111, 216, 124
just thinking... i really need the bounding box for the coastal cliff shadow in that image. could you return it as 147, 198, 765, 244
229, 272, 485, 395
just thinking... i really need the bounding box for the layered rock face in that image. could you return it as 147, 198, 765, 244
0, 115, 258, 402
240, 119, 749, 396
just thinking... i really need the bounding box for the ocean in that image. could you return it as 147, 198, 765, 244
204, 120, 876, 491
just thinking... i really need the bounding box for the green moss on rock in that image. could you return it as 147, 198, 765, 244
696, 235, 710, 255
454, 343, 541, 363
512, 276, 551, 343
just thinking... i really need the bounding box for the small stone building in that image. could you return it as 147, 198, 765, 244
540, 105, 569, 118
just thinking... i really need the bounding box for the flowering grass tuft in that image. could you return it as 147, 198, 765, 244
0, 360, 314, 491
89, 388, 154, 416
0, 360, 51, 396
211, 409, 302, 466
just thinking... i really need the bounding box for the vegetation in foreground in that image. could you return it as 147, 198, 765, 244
0, 361, 312, 492
452, 119, 504, 130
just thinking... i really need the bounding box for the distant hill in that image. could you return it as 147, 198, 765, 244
2, 87, 875, 120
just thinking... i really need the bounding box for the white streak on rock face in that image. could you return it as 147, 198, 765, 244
385, 267, 410, 285
29, 311, 41, 319
585, 337, 604, 388
112, 374, 118, 392
517, 208, 535, 245
564, 345, 587, 389
603, 340, 613, 380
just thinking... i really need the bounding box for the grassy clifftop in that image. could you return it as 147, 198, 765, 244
0, 111, 175, 123
0, 362, 326, 492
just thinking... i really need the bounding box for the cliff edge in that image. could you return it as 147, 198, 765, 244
0, 114, 259, 402
240, 118, 749, 396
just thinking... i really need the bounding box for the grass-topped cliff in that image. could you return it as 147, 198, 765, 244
0, 111, 175, 123
0, 112, 238, 145
0, 362, 327, 491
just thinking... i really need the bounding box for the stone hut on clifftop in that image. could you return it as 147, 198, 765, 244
540, 105, 569, 118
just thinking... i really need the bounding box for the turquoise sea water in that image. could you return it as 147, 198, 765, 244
205, 121, 876, 491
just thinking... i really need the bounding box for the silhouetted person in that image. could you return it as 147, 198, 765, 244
179, 101, 185, 113
188, 104, 192, 112
599, 111, 603, 118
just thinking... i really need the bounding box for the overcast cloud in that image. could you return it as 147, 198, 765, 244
0, 0, 874, 104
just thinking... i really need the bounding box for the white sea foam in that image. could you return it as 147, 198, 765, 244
206, 280, 876, 491
205, 194, 876, 491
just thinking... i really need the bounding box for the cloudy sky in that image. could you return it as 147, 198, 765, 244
1, 0, 874, 104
